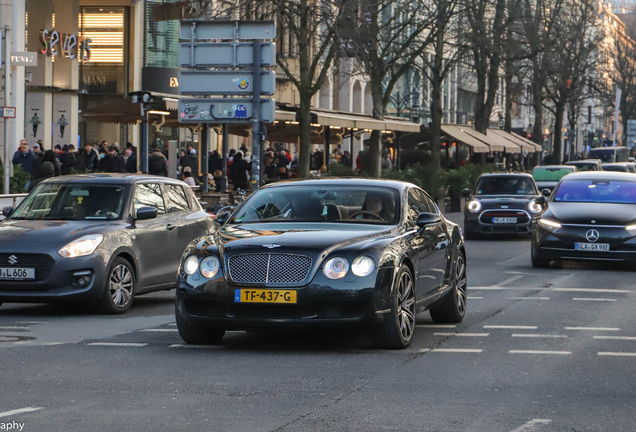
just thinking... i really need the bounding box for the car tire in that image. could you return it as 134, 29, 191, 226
531, 243, 551, 268
98, 257, 135, 314
175, 300, 225, 345
430, 251, 467, 324
368, 264, 416, 350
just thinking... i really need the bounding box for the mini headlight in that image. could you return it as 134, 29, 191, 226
183, 255, 199, 275
467, 200, 481, 213
323, 257, 349, 280
528, 201, 543, 213
538, 218, 561, 232
352, 256, 375, 277
58, 234, 104, 258
200, 256, 220, 278
626, 224, 636, 235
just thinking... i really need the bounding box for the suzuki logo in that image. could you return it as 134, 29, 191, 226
263, 244, 282, 249
586, 229, 600, 243
7, 255, 18, 265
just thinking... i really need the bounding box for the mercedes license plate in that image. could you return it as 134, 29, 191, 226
0, 267, 35, 280
235, 289, 297, 304
575, 243, 609, 251
493, 217, 517, 224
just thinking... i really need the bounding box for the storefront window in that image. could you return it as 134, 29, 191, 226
145, 0, 179, 68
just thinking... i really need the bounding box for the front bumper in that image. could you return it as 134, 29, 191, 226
176, 266, 396, 330
0, 248, 110, 304
533, 223, 636, 263
464, 209, 534, 235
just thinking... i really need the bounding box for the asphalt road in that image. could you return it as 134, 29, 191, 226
1, 214, 636, 431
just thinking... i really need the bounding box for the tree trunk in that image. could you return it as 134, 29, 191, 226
369, 71, 385, 177
553, 102, 565, 163
474, 71, 488, 133
297, 95, 312, 178
430, 72, 443, 171
504, 62, 513, 132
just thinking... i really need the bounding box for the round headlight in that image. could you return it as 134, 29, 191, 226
528, 200, 542, 213
200, 256, 220, 278
183, 255, 199, 275
467, 200, 481, 213
323, 257, 349, 280
351, 256, 375, 277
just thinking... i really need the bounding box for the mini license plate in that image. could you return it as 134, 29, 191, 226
493, 217, 517, 224
0, 267, 35, 280
235, 289, 297, 304
575, 243, 610, 251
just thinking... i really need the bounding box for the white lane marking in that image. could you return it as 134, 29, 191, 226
0, 326, 30, 330
169, 344, 223, 349
18, 321, 48, 324
484, 325, 538, 330
509, 419, 552, 432
0, 407, 44, 418
573, 298, 617, 302
505, 271, 544, 276
419, 348, 431, 353
512, 334, 568, 338
471, 287, 631, 293
565, 327, 620, 331
507, 297, 550, 300
434, 333, 489, 337
88, 342, 148, 347
140, 329, 179, 332
509, 350, 571, 355
598, 352, 636, 357
467, 296, 483, 299
168, 323, 177, 326
594, 336, 636, 341
495, 275, 525, 287
431, 348, 483, 353
416, 324, 456, 328
496, 252, 530, 266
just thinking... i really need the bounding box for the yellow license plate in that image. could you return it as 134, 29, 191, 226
234, 289, 297, 304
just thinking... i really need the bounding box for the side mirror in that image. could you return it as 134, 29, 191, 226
535, 196, 546, 206
542, 188, 552, 197
2, 206, 14, 218
136, 206, 158, 220
215, 210, 232, 225
461, 188, 471, 198
417, 212, 441, 227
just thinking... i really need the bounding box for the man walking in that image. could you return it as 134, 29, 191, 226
12, 139, 37, 176
148, 147, 168, 177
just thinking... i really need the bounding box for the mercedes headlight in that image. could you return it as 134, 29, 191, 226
351, 256, 375, 277
58, 234, 104, 258
467, 200, 482, 213
183, 255, 199, 275
323, 257, 349, 280
200, 256, 221, 278
538, 218, 561, 233
528, 201, 543, 214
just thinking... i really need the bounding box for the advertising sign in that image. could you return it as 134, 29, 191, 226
25, 93, 45, 147
53, 94, 72, 147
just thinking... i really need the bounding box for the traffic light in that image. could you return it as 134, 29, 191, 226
129, 91, 153, 105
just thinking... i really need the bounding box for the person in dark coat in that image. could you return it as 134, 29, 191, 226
12, 140, 37, 176
80, 143, 99, 173
34, 150, 62, 177
229, 151, 251, 191
98, 145, 126, 173
182, 150, 199, 177
59, 145, 78, 175
148, 147, 168, 177
29, 161, 56, 191
208, 150, 223, 175
125, 146, 138, 173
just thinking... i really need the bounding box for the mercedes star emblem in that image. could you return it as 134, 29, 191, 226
585, 229, 600, 243
7, 255, 18, 265
263, 244, 282, 249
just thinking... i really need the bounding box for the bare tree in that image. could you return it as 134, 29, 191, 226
343, 0, 433, 176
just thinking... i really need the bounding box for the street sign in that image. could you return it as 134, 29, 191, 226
10, 52, 37, 66
180, 21, 276, 41
1, 107, 16, 118
178, 42, 276, 68
178, 98, 276, 123
179, 70, 276, 96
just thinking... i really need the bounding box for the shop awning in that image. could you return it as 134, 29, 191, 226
441, 125, 490, 153
490, 129, 540, 152
511, 131, 543, 152
459, 127, 504, 152
485, 130, 521, 153
312, 109, 421, 133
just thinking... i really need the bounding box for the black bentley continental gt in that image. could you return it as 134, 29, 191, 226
532, 171, 636, 267
0, 174, 215, 313
175, 179, 467, 349
462, 173, 544, 239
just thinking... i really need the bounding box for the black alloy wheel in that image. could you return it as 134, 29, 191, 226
430, 251, 467, 324
98, 257, 135, 314
369, 264, 416, 350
